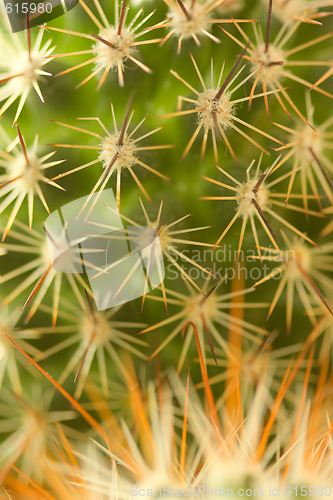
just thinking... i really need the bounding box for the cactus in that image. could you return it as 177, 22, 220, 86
0, 0, 333, 497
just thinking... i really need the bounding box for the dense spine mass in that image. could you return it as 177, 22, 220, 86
0, 0, 333, 497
